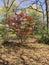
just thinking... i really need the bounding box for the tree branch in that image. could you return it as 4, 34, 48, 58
1, 0, 6, 7
7, 0, 15, 11
7, 0, 9, 5
28, 6, 43, 13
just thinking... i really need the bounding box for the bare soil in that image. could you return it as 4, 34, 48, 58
0, 38, 49, 65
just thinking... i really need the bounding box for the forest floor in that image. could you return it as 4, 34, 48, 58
0, 38, 49, 65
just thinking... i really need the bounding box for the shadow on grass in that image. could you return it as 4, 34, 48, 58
37, 38, 49, 45
2, 40, 37, 50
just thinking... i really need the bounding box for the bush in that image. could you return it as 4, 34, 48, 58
38, 33, 49, 44
4, 12, 36, 43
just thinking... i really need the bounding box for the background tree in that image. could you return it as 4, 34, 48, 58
45, 0, 49, 32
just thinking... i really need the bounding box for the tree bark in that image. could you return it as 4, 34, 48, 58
45, 0, 49, 32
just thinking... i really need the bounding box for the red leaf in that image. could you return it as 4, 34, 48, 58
18, 12, 24, 17
19, 31, 27, 36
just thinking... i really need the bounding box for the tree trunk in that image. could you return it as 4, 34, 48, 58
45, 0, 49, 33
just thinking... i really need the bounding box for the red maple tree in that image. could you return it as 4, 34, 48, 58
5, 12, 36, 43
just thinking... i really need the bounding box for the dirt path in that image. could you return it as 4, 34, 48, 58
0, 38, 49, 65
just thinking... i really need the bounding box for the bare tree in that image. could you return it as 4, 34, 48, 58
45, 0, 49, 32
1, 0, 29, 17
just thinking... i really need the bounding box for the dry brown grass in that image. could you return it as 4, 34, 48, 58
0, 38, 49, 65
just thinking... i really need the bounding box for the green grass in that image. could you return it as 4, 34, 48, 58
33, 34, 41, 39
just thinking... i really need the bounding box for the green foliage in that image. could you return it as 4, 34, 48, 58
0, 25, 8, 41
29, 10, 45, 35
31, 11, 40, 20
33, 21, 45, 35
38, 32, 49, 44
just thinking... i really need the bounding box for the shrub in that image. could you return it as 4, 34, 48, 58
4, 12, 36, 43
38, 33, 49, 44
